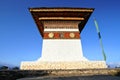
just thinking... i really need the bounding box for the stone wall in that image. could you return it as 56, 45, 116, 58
20, 61, 107, 70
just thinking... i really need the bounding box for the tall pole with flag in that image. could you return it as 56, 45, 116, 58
94, 18, 106, 61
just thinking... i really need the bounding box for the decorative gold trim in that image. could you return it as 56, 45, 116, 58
69, 33, 75, 38
39, 17, 84, 21
48, 32, 54, 38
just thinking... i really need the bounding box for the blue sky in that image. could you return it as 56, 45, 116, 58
0, 0, 120, 67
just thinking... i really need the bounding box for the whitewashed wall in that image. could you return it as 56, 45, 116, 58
38, 39, 88, 62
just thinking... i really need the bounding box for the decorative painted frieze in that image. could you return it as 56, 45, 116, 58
43, 32, 80, 39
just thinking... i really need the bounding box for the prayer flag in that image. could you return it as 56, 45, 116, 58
94, 18, 106, 61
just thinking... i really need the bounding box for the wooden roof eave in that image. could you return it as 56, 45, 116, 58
78, 12, 93, 33
29, 8, 94, 36
30, 12, 44, 37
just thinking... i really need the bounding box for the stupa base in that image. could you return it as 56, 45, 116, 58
20, 61, 107, 70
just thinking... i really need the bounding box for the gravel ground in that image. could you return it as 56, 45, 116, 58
17, 75, 120, 80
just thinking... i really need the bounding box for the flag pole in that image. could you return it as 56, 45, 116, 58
94, 18, 106, 61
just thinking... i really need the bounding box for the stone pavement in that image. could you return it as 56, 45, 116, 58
17, 75, 120, 80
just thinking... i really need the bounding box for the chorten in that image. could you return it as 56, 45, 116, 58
20, 8, 107, 70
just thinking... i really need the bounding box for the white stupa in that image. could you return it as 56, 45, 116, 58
20, 8, 107, 70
